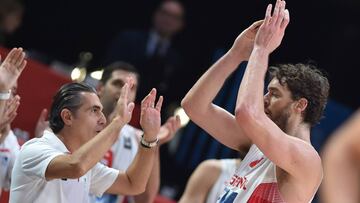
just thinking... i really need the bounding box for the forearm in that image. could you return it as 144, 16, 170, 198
236, 48, 268, 114
134, 148, 160, 203
182, 50, 245, 113
0, 100, 6, 127
0, 101, 6, 125
125, 144, 157, 193
70, 119, 124, 173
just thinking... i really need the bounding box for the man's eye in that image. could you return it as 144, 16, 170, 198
112, 80, 125, 87
272, 93, 280, 98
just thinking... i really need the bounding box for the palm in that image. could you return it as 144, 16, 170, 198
0, 48, 27, 90
0, 95, 20, 130
254, 1, 290, 53
140, 88, 162, 139
114, 83, 135, 124
140, 107, 161, 137
231, 20, 263, 60
158, 115, 181, 145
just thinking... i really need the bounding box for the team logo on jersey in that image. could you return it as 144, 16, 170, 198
249, 157, 264, 168
124, 137, 132, 150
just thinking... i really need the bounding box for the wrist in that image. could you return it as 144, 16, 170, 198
111, 116, 127, 128
0, 84, 9, 92
252, 46, 270, 55
0, 90, 11, 100
140, 134, 159, 148
228, 48, 246, 63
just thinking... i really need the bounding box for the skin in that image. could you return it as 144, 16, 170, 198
182, 1, 322, 202
98, 70, 138, 120
34, 108, 49, 138
0, 82, 19, 141
0, 48, 26, 130
321, 109, 360, 203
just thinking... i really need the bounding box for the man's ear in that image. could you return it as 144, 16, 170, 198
60, 109, 73, 126
295, 98, 308, 114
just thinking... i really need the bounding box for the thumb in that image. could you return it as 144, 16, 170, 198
40, 108, 48, 121
250, 20, 264, 30
128, 102, 135, 115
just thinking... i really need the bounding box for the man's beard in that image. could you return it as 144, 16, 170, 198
272, 105, 291, 132
102, 99, 117, 118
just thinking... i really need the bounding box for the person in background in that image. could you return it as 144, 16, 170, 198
94, 61, 180, 203
321, 109, 360, 203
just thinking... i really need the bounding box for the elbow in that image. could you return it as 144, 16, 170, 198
181, 97, 196, 118
181, 97, 191, 112
126, 175, 146, 195
235, 104, 263, 126
130, 185, 146, 195
181, 95, 209, 118
137, 185, 146, 195
69, 160, 88, 179
235, 104, 254, 122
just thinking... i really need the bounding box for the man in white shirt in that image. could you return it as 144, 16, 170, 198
0, 47, 25, 198
0, 47, 26, 131
10, 79, 163, 203
0, 81, 21, 196
0, 127, 20, 195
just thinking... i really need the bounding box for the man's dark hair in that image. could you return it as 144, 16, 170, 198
269, 63, 330, 126
101, 61, 139, 84
49, 83, 97, 134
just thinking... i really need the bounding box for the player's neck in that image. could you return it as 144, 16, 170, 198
57, 130, 83, 153
287, 122, 311, 143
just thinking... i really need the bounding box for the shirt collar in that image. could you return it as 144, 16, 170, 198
43, 130, 70, 153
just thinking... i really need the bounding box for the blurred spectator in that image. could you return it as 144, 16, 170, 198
104, 0, 185, 119
0, 0, 24, 45
0, 47, 26, 200
321, 109, 360, 203
0, 84, 20, 197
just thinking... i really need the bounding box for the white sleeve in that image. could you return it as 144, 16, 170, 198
20, 141, 64, 179
90, 163, 119, 197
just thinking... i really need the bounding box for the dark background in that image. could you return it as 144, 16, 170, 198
5, 0, 360, 109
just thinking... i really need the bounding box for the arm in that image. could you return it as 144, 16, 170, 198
132, 148, 160, 202
34, 108, 49, 138
181, 21, 263, 151
0, 95, 20, 133
235, 1, 321, 181
321, 110, 360, 203
106, 88, 162, 195
179, 160, 223, 203
45, 82, 135, 180
0, 48, 26, 125
133, 115, 181, 203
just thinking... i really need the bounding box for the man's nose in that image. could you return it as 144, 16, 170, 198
99, 112, 107, 125
264, 94, 270, 107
